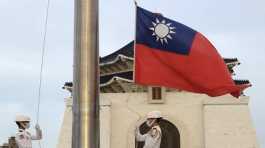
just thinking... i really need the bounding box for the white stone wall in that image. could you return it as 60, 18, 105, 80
57, 97, 72, 148
204, 97, 259, 148
102, 92, 205, 148
57, 92, 259, 148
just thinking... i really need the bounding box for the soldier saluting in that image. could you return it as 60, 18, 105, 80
135, 111, 162, 148
15, 115, 42, 148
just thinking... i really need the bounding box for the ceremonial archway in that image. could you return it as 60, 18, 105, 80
135, 119, 180, 148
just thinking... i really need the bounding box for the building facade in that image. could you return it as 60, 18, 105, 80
57, 42, 259, 148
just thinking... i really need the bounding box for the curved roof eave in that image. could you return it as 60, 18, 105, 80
100, 76, 133, 87
99, 54, 134, 67
99, 42, 240, 68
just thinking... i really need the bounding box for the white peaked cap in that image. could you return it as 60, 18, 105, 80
147, 111, 162, 119
15, 115, 31, 122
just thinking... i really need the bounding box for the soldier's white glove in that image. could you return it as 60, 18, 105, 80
35, 124, 41, 130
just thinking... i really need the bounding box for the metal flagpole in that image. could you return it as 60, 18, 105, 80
72, 0, 99, 147
132, 0, 137, 84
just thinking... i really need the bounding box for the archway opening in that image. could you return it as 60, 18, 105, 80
135, 119, 180, 148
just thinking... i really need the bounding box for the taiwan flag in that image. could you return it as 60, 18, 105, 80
134, 6, 249, 97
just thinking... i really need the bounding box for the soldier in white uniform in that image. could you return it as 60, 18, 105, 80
135, 111, 162, 148
15, 115, 42, 148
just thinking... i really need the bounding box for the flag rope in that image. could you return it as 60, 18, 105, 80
36, 0, 51, 147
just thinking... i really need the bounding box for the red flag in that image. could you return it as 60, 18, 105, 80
134, 6, 249, 97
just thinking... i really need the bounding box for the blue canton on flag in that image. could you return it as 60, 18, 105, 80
136, 6, 196, 55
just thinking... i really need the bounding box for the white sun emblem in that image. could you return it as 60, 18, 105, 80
149, 18, 176, 44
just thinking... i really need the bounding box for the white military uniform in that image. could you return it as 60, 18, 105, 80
14, 115, 42, 148
136, 125, 162, 148
15, 128, 42, 148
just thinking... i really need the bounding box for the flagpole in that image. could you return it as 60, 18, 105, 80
72, 0, 99, 148
134, 0, 138, 6
133, 6, 138, 148
133, 0, 137, 83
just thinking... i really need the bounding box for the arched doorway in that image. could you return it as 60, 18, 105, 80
135, 119, 180, 148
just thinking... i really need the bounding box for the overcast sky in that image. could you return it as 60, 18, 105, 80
0, 0, 264, 147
